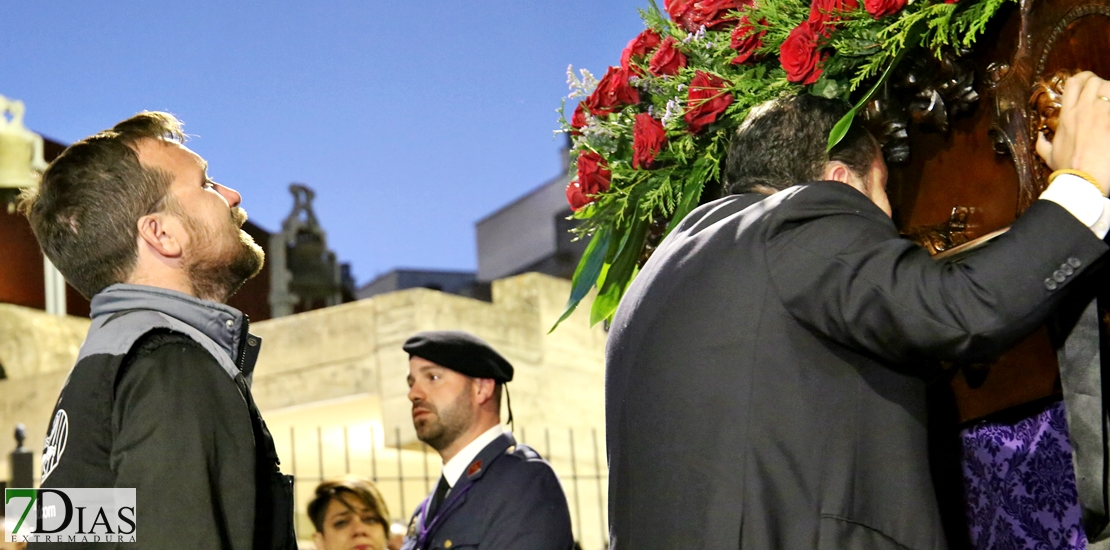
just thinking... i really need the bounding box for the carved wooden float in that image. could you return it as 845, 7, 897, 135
866, 0, 1110, 424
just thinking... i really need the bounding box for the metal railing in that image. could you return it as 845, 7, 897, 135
279, 425, 609, 550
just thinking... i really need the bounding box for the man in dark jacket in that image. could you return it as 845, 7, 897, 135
400, 331, 574, 550
605, 74, 1110, 549
19, 112, 295, 549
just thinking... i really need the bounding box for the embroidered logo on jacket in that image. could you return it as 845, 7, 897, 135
467, 460, 482, 477
41, 409, 69, 482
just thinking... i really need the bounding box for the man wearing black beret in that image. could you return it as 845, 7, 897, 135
399, 330, 574, 550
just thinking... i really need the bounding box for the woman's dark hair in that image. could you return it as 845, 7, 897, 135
723, 94, 879, 194
308, 475, 391, 533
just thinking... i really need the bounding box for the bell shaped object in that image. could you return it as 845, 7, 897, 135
0, 96, 47, 189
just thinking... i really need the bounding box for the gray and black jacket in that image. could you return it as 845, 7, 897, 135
31, 284, 294, 549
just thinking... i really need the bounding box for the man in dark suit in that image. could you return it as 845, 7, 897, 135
605, 73, 1110, 549
400, 331, 574, 550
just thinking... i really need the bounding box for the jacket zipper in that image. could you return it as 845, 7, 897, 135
235, 315, 251, 373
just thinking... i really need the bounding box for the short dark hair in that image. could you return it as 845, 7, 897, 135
307, 476, 391, 533
724, 94, 878, 194
18, 112, 186, 299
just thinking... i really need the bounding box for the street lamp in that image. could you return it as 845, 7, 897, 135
1, 95, 66, 316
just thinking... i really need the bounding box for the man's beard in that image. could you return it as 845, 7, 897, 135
414, 386, 476, 452
182, 207, 265, 303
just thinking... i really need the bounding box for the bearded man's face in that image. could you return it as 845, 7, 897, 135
179, 204, 264, 303
138, 139, 264, 303
407, 357, 478, 452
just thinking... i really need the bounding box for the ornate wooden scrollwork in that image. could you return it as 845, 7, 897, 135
1029, 69, 1076, 143
901, 206, 979, 255
639, 214, 669, 266
862, 48, 981, 165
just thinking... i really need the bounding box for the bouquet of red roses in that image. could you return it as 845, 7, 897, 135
554, 0, 1012, 329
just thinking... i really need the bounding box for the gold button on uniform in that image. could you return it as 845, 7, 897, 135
444, 540, 453, 548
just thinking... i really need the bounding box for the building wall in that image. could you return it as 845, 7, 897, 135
356, 269, 477, 300
475, 174, 570, 282
251, 272, 606, 441
0, 303, 89, 480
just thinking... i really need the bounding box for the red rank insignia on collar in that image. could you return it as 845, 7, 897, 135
467, 459, 483, 477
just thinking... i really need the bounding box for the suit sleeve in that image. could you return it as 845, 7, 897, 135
766, 198, 1109, 365
111, 335, 253, 550
480, 462, 575, 550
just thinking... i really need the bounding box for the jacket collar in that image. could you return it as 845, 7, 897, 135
90, 283, 256, 376
420, 432, 517, 534
453, 432, 516, 487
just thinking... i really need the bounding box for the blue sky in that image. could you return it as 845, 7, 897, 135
1, 1, 648, 285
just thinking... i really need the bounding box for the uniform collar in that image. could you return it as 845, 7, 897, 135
441, 425, 507, 488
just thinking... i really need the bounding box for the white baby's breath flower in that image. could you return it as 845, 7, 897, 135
566, 65, 599, 99
661, 98, 681, 126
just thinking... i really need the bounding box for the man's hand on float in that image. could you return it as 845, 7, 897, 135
1036, 71, 1110, 197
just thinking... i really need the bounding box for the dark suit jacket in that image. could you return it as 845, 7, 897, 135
401, 433, 574, 550
605, 182, 1110, 550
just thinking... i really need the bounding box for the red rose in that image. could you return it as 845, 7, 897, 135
621, 29, 663, 73
668, 0, 749, 31
808, 0, 859, 34
665, 0, 699, 31
685, 71, 734, 134
566, 180, 591, 211
691, 0, 748, 29
632, 114, 667, 169
567, 152, 611, 210
570, 104, 588, 135
730, 16, 767, 64
864, 0, 906, 18
585, 66, 641, 116
780, 23, 824, 85
578, 151, 612, 194
649, 37, 687, 77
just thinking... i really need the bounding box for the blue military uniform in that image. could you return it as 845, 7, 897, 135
401, 432, 574, 550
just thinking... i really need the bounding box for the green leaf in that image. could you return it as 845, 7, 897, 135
549, 227, 613, 333
589, 283, 624, 327
826, 23, 918, 152
811, 76, 844, 99
662, 150, 714, 239
590, 214, 650, 326
666, 177, 706, 239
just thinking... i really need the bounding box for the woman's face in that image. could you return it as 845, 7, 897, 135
312, 494, 388, 550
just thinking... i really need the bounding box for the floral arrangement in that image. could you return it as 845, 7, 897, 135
552, 0, 1013, 329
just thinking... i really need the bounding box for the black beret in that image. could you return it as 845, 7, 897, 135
403, 331, 514, 382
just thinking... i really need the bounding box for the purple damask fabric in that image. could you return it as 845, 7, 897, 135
961, 400, 1086, 550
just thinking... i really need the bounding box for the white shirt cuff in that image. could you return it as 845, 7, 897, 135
1039, 173, 1110, 239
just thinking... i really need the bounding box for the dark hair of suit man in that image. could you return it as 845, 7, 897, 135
724, 94, 885, 213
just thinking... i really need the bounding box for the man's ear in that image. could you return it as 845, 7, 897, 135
136, 213, 185, 259
473, 378, 496, 406
821, 161, 854, 185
